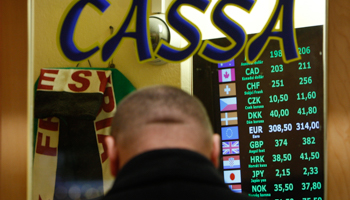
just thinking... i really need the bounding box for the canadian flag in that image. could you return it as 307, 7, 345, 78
218, 68, 235, 83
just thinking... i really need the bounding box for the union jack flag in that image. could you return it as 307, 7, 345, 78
222, 141, 240, 155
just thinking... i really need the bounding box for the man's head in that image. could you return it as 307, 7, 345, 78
105, 85, 220, 176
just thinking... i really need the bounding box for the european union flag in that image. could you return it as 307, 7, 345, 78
221, 126, 239, 141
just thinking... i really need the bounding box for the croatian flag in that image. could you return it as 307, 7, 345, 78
220, 97, 237, 111
222, 141, 240, 155
223, 170, 241, 184
221, 126, 239, 141
218, 68, 235, 83
223, 155, 240, 169
228, 185, 242, 193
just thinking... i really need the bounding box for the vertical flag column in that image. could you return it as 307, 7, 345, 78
218, 59, 242, 193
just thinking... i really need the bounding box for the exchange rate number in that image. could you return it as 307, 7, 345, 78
297, 91, 316, 101
269, 123, 293, 133
297, 107, 317, 116
302, 198, 322, 200
296, 121, 320, 131
299, 62, 311, 70
299, 46, 311, 55
302, 137, 316, 145
270, 94, 289, 103
300, 152, 320, 161
271, 64, 284, 73
274, 183, 294, 192
275, 168, 291, 178
270, 109, 290, 118
270, 50, 283, 58
301, 182, 322, 191
275, 139, 288, 147
299, 76, 313, 85
303, 167, 319, 176
272, 80, 284, 88
273, 154, 292, 163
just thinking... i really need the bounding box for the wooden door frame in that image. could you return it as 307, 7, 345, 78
0, 0, 28, 199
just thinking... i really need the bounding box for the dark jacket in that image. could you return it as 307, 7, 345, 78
103, 149, 256, 200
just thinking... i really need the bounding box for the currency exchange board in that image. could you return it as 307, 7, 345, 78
193, 25, 325, 200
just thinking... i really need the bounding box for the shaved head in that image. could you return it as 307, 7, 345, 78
109, 85, 216, 168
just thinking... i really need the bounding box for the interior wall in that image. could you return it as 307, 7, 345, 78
0, 0, 28, 199
327, 0, 350, 199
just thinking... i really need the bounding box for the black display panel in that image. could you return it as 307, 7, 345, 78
193, 25, 325, 200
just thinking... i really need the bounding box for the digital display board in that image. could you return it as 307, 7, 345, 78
193, 25, 325, 200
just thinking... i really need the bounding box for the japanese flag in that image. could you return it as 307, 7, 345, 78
223, 170, 241, 184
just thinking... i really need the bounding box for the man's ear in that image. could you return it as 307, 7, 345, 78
210, 134, 221, 168
105, 135, 119, 177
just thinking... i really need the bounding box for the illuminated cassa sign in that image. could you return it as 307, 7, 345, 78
57, 0, 300, 64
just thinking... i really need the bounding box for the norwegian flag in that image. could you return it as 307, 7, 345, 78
222, 141, 240, 155
228, 184, 242, 193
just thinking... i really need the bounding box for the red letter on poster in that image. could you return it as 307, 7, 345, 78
37, 69, 59, 90
36, 132, 57, 156
68, 70, 92, 92
36, 118, 58, 156
101, 86, 115, 113
97, 134, 108, 163
97, 71, 109, 93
